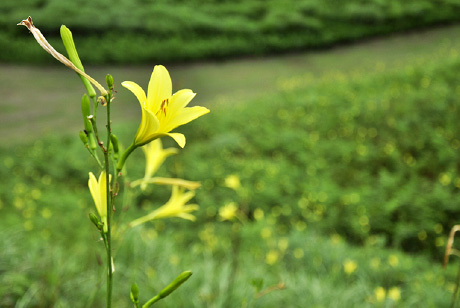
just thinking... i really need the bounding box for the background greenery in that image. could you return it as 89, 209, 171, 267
3, 0, 460, 307
3, 0, 460, 63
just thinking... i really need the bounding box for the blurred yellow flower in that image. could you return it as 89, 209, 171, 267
261, 227, 272, 239
370, 257, 381, 269
343, 259, 358, 275
24, 220, 34, 231
388, 287, 401, 301
266, 250, 279, 265
254, 208, 264, 220
122, 65, 209, 147
88, 171, 111, 233
278, 237, 289, 252
374, 286, 386, 302
293, 248, 304, 259
388, 255, 399, 267
218, 202, 238, 221
224, 174, 241, 190
139, 139, 178, 190
129, 186, 198, 228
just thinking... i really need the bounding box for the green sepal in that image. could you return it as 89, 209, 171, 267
60, 25, 96, 98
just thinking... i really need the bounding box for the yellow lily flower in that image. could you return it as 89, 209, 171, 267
88, 171, 111, 232
129, 186, 198, 228
140, 139, 178, 190
129, 139, 201, 190
122, 65, 209, 147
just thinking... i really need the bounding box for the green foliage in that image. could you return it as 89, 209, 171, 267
4, 0, 460, 64
167, 54, 460, 257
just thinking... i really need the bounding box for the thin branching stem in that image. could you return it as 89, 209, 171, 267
104, 92, 113, 308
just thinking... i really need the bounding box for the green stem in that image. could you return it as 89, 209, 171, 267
86, 147, 103, 169
116, 143, 137, 174
142, 295, 161, 308
451, 263, 460, 308
105, 93, 113, 308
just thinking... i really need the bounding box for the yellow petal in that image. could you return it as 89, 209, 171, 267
88, 172, 101, 216
177, 212, 197, 221
134, 108, 160, 145
148, 65, 172, 112
147, 177, 201, 190
98, 171, 107, 217
168, 89, 196, 115
122, 81, 147, 107
163, 106, 210, 133
141, 140, 178, 189
166, 133, 186, 148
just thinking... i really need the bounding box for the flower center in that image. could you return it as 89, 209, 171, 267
157, 98, 169, 117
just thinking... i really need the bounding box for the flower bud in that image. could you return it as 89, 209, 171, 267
106, 74, 114, 90
60, 25, 96, 98
81, 94, 92, 133
79, 130, 88, 146
130, 283, 139, 307
158, 271, 192, 299
81, 95, 97, 151
110, 134, 120, 160
89, 212, 103, 230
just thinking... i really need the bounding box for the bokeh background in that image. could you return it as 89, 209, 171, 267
3, 0, 460, 307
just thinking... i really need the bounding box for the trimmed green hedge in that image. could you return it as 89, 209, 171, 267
4, 0, 460, 64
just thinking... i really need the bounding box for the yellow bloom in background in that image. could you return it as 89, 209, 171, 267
388, 287, 401, 301
218, 202, 238, 221
388, 254, 399, 267
224, 174, 241, 190
129, 186, 198, 228
140, 139, 178, 190
122, 65, 210, 148
374, 286, 386, 302
343, 259, 358, 275
88, 171, 111, 232
266, 250, 279, 265
253, 208, 264, 220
